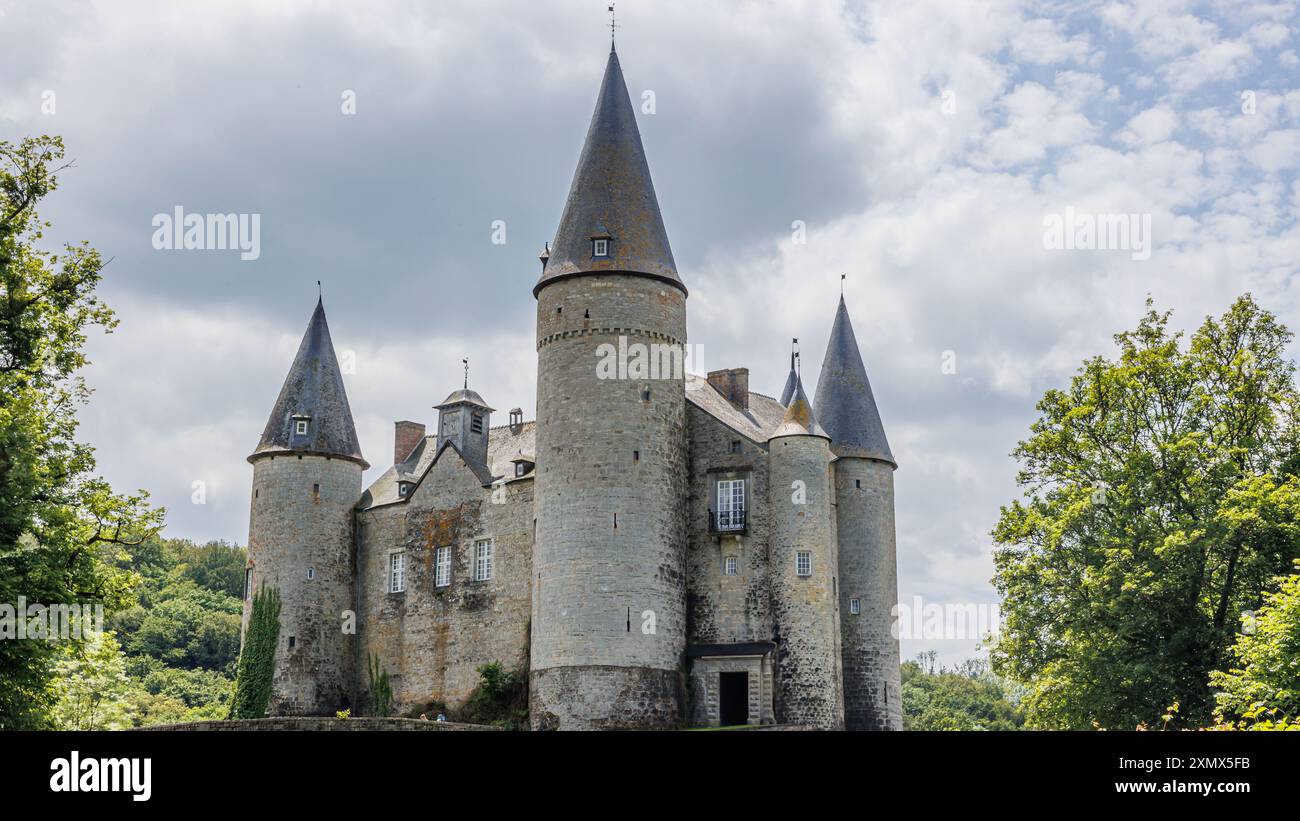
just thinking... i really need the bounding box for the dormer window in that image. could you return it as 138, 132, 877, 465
397, 481, 414, 498
512, 458, 535, 478
592, 237, 610, 258
292, 414, 311, 437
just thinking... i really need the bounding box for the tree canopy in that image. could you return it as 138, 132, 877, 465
992, 295, 1300, 729
0, 136, 162, 729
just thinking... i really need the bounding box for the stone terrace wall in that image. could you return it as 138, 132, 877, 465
134, 718, 499, 731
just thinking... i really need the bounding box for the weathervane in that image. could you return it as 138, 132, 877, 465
841, 273, 846, 295
608, 4, 619, 46
792, 338, 800, 376
462, 358, 469, 390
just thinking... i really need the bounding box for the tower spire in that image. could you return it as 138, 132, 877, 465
814, 296, 894, 466
780, 338, 800, 406
535, 46, 682, 296
249, 299, 367, 468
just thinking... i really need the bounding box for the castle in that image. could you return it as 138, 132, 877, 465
240, 46, 902, 730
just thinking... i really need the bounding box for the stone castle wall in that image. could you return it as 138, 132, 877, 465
684, 404, 772, 645
245, 454, 360, 716
835, 457, 903, 730
767, 435, 844, 729
530, 274, 688, 729
356, 452, 533, 717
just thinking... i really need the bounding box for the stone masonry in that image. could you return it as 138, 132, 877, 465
239, 44, 902, 730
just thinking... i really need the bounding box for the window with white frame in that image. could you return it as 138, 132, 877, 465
592, 238, 609, 257
435, 546, 451, 588
474, 539, 494, 581
389, 551, 406, 593
724, 556, 738, 576
294, 418, 309, 436
716, 479, 745, 531
796, 551, 812, 577
850, 597, 861, 615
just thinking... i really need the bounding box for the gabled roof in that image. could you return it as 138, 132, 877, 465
249, 299, 367, 468
536, 47, 683, 296
358, 420, 536, 511
685, 374, 786, 443
813, 296, 895, 466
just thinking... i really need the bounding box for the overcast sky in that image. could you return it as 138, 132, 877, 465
3, 0, 1297, 666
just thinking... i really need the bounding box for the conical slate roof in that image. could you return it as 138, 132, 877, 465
770, 374, 829, 440
535, 47, 683, 296
779, 348, 799, 406
249, 299, 368, 468
779, 369, 798, 406
814, 296, 894, 466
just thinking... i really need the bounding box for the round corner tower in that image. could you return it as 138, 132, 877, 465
815, 295, 903, 731
529, 45, 688, 730
767, 378, 845, 729
244, 298, 366, 716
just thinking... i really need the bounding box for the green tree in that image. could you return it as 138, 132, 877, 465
51, 631, 134, 730
0, 136, 162, 729
228, 584, 280, 719
462, 661, 528, 729
993, 296, 1300, 729
901, 654, 1024, 731
1211, 559, 1300, 730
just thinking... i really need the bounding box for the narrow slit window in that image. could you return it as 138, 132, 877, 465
850, 597, 861, 615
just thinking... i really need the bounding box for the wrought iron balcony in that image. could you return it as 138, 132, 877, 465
709, 508, 747, 534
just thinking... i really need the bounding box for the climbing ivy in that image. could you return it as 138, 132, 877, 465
367, 653, 392, 717
227, 584, 280, 719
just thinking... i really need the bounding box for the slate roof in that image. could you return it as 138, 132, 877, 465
536, 47, 683, 296
358, 420, 536, 511
249, 299, 367, 468
770, 374, 830, 440
685, 374, 787, 443
813, 296, 895, 466
779, 366, 798, 406
435, 388, 494, 410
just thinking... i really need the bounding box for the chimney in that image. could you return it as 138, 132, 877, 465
707, 368, 750, 410
394, 420, 426, 465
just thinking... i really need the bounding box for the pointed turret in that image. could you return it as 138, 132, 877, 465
770, 374, 829, 440
814, 296, 894, 466
779, 342, 799, 406
535, 47, 683, 296
249, 299, 367, 468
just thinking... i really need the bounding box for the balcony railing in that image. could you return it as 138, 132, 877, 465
709, 508, 747, 534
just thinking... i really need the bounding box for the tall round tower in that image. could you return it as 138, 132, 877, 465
529, 46, 688, 729
767, 377, 845, 729
815, 295, 902, 731
244, 298, 367, 716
